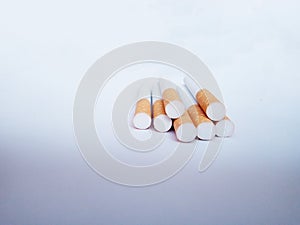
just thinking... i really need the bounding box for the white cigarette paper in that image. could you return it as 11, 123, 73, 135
184, 76, 226, 121
173, 111, 197, 142
159, 79, 185, 119
151, 82, 172, 132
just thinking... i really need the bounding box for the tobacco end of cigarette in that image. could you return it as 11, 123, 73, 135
153, 114, 172, 132
215, 117, 234, 137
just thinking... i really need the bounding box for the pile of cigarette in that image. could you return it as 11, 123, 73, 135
132, 77, 234, 142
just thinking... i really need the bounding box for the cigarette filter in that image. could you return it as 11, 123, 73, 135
133, 85, 151, 129
173, 111, 197, 142
184, 76, 226, 121
159, 79, 185, 119
187, 105, 216, 140
215, 116, 234, 137
152, 82, 172, 132
178, 86, 215, 140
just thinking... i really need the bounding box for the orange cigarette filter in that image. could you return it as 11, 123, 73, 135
163, 88, 180, 106
196, 89, 220, 114
133, 84, 152, 129
177, 86, 216, 140
184, 76, 226, 121
187, 104, 211, 127
134, 98, 151, 116
159, 79, 185, 119
153, 99, 166, 118
173, 111, 196, 142
152, 82, 172, 132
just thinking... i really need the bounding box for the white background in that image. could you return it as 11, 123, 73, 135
1, 0, 299, 224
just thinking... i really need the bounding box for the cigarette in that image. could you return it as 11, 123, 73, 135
159, 79, 185, 119
132, 85, 151, 129
151, 82, 172, 132
173, 111, 197, 142
184, 76, 226, 121
215, 116, 234, 137
178, 87, 216, 140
